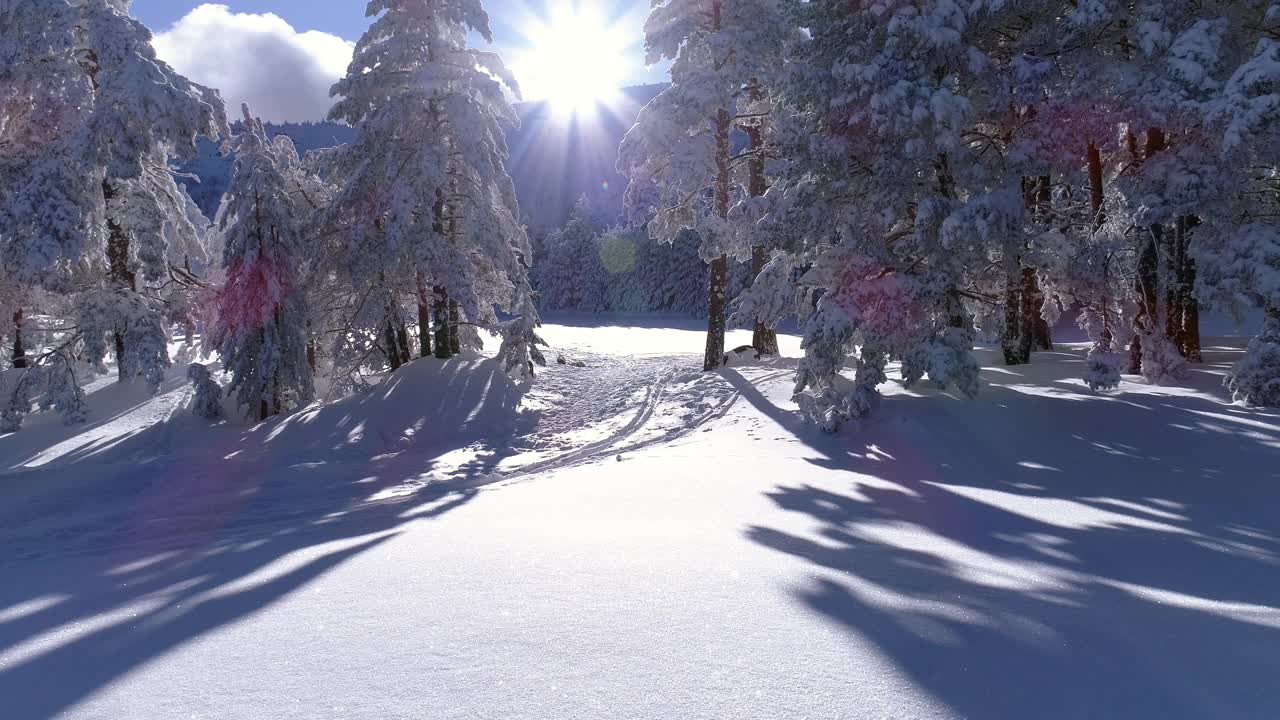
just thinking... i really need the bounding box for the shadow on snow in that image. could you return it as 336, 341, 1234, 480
0, 355, 533, 719
733, 342, 1280, 719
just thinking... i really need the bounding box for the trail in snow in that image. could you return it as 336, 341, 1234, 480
2, 318, 1279, 720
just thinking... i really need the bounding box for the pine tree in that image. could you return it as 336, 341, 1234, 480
619, 0, 792, 371
325, 0, 541, 379
211, 107, 316, 421
72, 0, 226, 389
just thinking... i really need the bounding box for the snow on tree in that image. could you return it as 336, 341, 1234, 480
324, 0, 542, 382
186, 362, 224, 420
211, 107, 316, 421
769, 0, 1020, 428
69, 0, 226, 389
619, 0, 793, 371
533, 199, 608, 312
0, 0, 98, 289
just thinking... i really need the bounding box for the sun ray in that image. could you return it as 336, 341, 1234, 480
508, 2, 633, 118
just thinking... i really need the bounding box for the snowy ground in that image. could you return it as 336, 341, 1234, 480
1, 314, 1278, 719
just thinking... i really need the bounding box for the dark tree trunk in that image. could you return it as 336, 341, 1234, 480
257, 326, 273, 422
1129, 128, 1168, 372
448, 300, 461, 356
384, 294, 410, 371
433, 286, 452, 359
384, 319, 403, 372
1002, 259, 1024, 366
12, 309, 27, 370
1087, 142, 1113, 350
396, 319, 412, 366
1166, 217, 1186, 345
743, 82, 778, 357
750, 246, 778, 356
1032, 176, 1054, 350
1017, 267, 1037, 363
706, 255, 729, 371
1183, 254, 1202, 362
1130, 225, 1160, 373
704, 101, 731, 372
418, 300, 433, 358
104, 179, 137, 382
1087, 143, 1106, 232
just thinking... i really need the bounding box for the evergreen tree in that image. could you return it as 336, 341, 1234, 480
211, 106, 316, 421
619, 0, 792, 371
325, 0, 542, 380
72, 0, 226, 389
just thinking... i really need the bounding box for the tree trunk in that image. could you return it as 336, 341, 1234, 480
705, 255, 729, 371
1001, 251, 1024, 365
384, 319, 403, 372
1130, 225, 1160, 373
103, 179, 137, 382
1087, 142, 1113, 351
433, 286, 452, 360
12, 309, 27, 370
1087, 143, 1105, 232
704, 101, 731, 372
449, 300, 461, 356
750, 246, 779, 356
1166, 216, 1186, 345
1032, 176, 1054, 350
744, 81, 778, 357
1183, 255, 1202, 362
1017, 267, 1037, 362
396, 318, 412, 366
418, 300, 433, 358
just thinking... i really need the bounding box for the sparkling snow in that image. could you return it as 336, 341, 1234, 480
1, 316, 1278, 719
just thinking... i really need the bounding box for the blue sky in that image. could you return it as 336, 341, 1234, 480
132, 1, 664, 121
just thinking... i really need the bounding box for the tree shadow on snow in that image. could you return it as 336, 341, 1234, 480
737, 344, 1280, 719
0, 355, 534, 719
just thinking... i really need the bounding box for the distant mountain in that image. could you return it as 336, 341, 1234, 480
179, 83, 667, 233
181, 121, 359, 219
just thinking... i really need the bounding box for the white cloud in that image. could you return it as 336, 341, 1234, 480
152, 4, 353, 123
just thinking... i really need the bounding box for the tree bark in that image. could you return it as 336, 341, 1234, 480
1087, 143, 1106, 232
1087, 142, 1113, 350
12, 309, 27, 370
418, 300, 433, 358
704, 102, 731, 372
1002, 251, 1024, 366
1032, 176, 1053, 350
1017, 267, 1037, 362
1130, 225, 1160, 373
103, 179, 137, 382
1183, 253, 1202, 362
1129, 128, 1168, 372
433, 286, 452, 359
744, 80, 778, 357
448, 300, 461, 355
705, 255, 729, 371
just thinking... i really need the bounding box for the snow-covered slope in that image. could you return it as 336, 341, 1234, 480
1, 318, 1277, 719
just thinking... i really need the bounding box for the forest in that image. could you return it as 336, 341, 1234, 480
1, 2, 1279, 718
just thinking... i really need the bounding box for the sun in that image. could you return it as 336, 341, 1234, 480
513, 5, 629, 117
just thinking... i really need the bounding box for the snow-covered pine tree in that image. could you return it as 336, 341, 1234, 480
619, 0, 792, 371
533, 199, 608, 312
1200, 2, 1280, 405
325, 0, 543, 381
71, 0, 227, 389
769, 0, 1030, 429
0, 0, 98, 288
186, 362, 224, 420
211, 106, 316, 421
